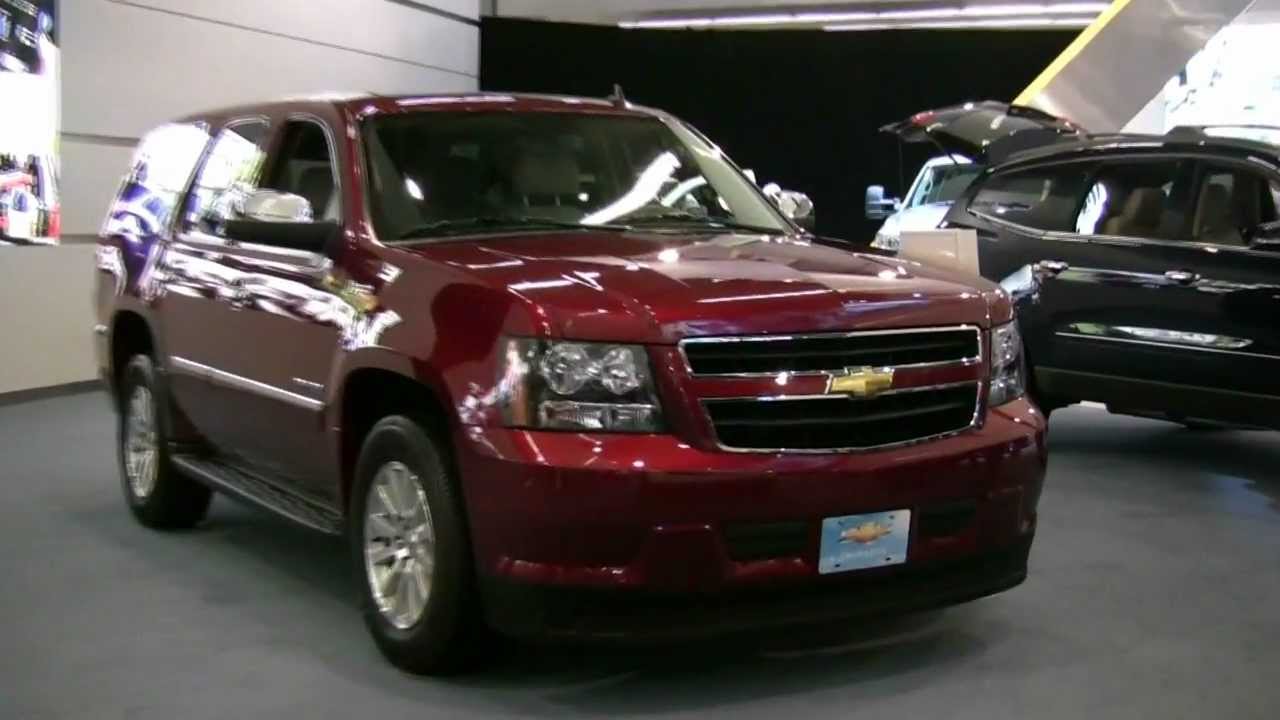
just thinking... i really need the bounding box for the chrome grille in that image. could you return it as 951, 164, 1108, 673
685, 326, 983, 452
681, 327, 981, 377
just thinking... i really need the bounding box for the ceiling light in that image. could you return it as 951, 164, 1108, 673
619, 3, 1109, 30
825, 17, 1095, 31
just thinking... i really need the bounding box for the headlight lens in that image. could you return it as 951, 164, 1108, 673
988, 321, 1026, 407
870, 231, 900, 252
498, 338, 663, 432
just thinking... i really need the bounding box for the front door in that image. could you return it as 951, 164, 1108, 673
165, 116, 348, 503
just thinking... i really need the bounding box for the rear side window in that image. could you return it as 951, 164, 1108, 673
1073, 160, 1190, 240
103, 123, 210, 238
968, 163, 1092, 232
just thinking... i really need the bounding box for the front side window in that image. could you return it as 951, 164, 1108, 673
906, 162, 981, 208
1072, 160, 1189, 240
968, 163, 1092, 232
362, 111, 790, 242
183, 120, 269, 236
1189, 163, 1280, 246
262, 120, 340, 222
104, 122, 210, 238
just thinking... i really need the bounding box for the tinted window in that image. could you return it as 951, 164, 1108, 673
968, 163, 1091, 232
906, 163, 981, 208
183, 120, 269, 236
263, 120, 339, 221
104, 123, 210, 239
1073, 160, 1190, 240
1190, 163, 1280, 246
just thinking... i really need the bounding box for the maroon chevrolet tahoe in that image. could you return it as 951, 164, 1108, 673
94, 92, 1047, 674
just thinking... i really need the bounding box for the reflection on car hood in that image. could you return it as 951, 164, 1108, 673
406, 231, 1005, 343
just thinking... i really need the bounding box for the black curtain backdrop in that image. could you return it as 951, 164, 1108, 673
480, 18, 1075, 241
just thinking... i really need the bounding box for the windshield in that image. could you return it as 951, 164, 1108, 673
362, 111, 790, 241
905, 162, 982, 208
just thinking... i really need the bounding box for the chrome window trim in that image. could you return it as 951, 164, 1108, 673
170, 356, 324, 411
175, 229, 332, 275
700, 381, 983, 455
678, 325, 983, 378
1055, 332, 1278, 360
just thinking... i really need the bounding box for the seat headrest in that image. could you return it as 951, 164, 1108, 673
1198, 183, 1232, 223
511, 146, 579, 197
1123, 188, 1165, 227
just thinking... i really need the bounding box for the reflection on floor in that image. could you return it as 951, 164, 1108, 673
1, 393, 1277, 719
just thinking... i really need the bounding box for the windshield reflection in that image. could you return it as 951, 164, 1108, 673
362, 111, 789, 241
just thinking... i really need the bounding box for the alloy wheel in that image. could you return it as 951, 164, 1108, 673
124, 386, 159, 499
363, 460, 436, 630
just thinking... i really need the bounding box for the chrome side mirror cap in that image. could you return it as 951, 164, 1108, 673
865, 184, 899, 220
241, 190, 315, 223
763, 183, 815, 231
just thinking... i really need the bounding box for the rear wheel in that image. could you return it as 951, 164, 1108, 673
350, 415, 484, 675
117, 355, 211, 529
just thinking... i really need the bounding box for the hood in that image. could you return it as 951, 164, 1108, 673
882, 100, 1085, 164
408, 231, 1007, 344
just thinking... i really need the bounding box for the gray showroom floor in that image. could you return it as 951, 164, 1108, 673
2, 391, 1279, 720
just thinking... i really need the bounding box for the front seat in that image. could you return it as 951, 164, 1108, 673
296, 166, 336, 221
1101, 187, 1165, 238
509, 145, 581, 221
1193, 183, 1243, 246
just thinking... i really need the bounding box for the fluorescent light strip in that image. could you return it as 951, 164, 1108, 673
825, 17, 1095, 31
619, 3, 1109, 29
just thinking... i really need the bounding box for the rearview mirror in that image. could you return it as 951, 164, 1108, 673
865, 185, 899, 220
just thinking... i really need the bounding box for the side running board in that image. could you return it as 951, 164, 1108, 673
171, 455, 343, 535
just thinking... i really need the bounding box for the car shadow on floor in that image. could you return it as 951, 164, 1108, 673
68, 492, 995, 715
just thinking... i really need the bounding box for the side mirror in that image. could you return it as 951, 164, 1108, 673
865, 185, 899, 220
1251, 220, 1280, 249
242, 189, 314, 223
743, 168, 758, 185
224, 190, 339, 252
763, 183, 816, 231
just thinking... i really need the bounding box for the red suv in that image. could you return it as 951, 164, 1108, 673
95, 93, 1047, 674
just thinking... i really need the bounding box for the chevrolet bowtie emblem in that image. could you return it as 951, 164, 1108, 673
827, 367, 895, 398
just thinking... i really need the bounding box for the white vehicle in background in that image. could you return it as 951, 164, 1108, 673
865, 155, 977, 252
865, 101, 1085, 253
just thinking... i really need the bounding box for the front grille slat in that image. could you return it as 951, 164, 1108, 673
683, 328, 979, 377
705, 385, 978, 451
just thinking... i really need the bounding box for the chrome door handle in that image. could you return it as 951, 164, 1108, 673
1164, 270, 1199, 284
1037, 260, 1069, 276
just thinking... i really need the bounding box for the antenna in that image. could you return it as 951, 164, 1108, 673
608, 84, 628, 107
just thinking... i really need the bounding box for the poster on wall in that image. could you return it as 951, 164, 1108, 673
0, 0, 58, 246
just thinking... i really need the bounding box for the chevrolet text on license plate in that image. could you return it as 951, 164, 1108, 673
818, 510, 910, 575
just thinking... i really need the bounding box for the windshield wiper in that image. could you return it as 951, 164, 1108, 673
396, 216, 628, 240
625, 213, 782, 235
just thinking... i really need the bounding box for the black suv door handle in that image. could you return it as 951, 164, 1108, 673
1164, 270, 1199, 285
1037, 260, 1069, 276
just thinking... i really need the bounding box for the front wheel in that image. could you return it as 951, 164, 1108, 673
350, 415, 484, 675
117, 355, 211, 529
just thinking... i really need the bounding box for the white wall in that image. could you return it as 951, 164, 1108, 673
1, 0, 479, 395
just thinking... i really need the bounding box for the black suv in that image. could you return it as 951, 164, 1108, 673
886, 105, 1280, 429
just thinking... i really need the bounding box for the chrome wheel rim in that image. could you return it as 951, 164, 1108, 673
124, 386, 159, 499
363, 461, 436, 630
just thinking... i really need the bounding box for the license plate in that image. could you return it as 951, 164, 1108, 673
818, 510, 911, 575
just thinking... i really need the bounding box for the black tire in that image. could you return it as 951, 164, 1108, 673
117, 355, 211, 529
349, 415, 484, 675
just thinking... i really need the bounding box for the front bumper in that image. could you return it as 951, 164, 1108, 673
455, 397, 1045, 632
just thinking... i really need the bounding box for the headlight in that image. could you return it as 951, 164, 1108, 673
498, 339, 663, 432
870, 231, 900, 252
988, 321, 1026, 407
